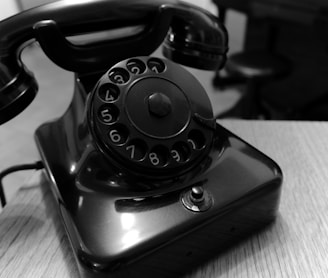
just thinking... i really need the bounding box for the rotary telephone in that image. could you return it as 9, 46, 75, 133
0, 0, 282, 277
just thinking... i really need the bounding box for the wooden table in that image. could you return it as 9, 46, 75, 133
1, 120, 328, 277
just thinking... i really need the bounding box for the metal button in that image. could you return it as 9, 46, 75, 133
181, 185, 213, 212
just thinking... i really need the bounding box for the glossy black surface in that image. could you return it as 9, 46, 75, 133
89, 57, 216, 180
35, 74, 282, 278
0, 1, 281, 276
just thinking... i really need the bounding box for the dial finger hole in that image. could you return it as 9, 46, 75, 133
124, 139, 148, 161
98, 104, 119, 124
126, 59, 146, 75
108, 124, 129, 145
188, 130, 206, 150
108, 68, 129, 84
148, 145, 170, 167
98, 83, 120, 102
171, 142, 191, 163
147, 58, 166, 73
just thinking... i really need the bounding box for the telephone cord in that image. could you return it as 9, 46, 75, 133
0, 161, 44, 208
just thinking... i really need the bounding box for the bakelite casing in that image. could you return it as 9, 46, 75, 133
0, 1, 281, 277
35, 76, 282, 278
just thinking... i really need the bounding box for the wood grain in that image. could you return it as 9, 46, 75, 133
1, 121, 328, 277
0, 173, 78, 278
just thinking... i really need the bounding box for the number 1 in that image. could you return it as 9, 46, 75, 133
151, 66, 159, 73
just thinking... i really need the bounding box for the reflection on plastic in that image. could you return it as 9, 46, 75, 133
120, 213, 140, 249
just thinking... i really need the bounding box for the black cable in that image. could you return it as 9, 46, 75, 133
0, 161, 44, 208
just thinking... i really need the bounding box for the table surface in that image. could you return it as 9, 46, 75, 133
1, 120, 328, 278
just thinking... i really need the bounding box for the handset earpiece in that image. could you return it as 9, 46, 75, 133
162, 3, 228, 70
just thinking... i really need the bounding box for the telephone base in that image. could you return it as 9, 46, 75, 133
34, 77, 282, 278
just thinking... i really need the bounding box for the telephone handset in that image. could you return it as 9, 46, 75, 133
0, 1, 282, 277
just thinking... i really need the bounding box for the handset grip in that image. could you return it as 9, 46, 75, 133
0, 0, 178, 54
33, 9, 172, 73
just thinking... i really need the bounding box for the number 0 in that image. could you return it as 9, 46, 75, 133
188, 139, 197, 150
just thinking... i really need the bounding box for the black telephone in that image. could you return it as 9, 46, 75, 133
0, 1, 282, 277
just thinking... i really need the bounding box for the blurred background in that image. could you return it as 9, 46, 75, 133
1, 0, 328, 203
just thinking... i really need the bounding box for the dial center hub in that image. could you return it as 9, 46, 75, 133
125, 77, 191, 139
148, 92, 172, 117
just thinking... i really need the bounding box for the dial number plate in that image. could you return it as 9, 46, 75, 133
91, 57, 214, 176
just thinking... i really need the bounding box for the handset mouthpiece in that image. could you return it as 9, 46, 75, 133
0, 54, 38, 125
